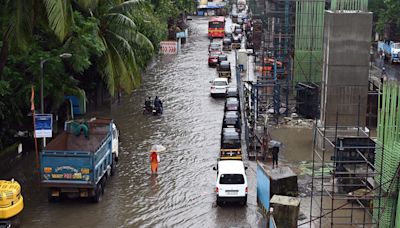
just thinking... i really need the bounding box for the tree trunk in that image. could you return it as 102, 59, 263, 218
0, 35, 9, 80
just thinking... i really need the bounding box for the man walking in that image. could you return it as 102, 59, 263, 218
272, 146, 279, 169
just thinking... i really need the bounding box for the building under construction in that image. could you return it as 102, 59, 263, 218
244, 0, 400, 227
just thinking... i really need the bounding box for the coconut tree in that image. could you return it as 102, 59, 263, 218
49, 0, 154, 95
93, 0, 154, 96
0, 0, 36, 78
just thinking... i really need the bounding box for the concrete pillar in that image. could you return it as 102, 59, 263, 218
320, 11, 372, 127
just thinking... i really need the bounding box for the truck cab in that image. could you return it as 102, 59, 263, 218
378, 40, 400, 63
111, 122, 119, 163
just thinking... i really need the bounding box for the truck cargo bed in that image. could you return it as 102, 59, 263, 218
45, 128, 109, 152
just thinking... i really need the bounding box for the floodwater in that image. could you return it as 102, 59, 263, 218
1, 17, 265, 227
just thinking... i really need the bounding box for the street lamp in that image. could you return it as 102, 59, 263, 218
40, 53, 72, 147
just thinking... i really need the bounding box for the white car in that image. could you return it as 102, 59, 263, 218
213, 160, 248, 206
210, 78, 229, 97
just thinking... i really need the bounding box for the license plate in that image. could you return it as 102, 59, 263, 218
226, 191, 238, 195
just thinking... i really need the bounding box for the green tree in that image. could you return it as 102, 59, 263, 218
0, 0, 36, 78
89, 0, 154, 96
369, 0, 400, 39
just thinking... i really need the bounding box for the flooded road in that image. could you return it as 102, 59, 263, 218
2, 17, 265, 227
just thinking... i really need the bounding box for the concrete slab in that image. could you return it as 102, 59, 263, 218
270, 195, 300, 228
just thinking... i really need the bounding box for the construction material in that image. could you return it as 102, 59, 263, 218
264, 165, 298, 197
270, 195, 300, 228
295, 82, 320, 119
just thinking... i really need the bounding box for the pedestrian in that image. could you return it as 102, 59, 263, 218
272, 146, 279, 169
117, 90, 122, 104
379, 49, 385, 67
150, 150, 160, 174
381, 67, 387, 84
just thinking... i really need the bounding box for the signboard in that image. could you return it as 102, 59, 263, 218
208, 2, 226, 7
34, 114, 53, 138
160, 41, 178, 54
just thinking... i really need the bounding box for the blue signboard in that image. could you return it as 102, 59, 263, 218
34, 114, 53, 138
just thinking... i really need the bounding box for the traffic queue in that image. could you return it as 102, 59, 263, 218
208, 16, 248, 207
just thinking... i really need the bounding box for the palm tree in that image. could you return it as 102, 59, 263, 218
0, 0, 36, 78
44, 0, 154, 96
94, 0, 154, 95
1, 0, 153, 96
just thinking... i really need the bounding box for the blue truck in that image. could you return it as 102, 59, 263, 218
378, 40, 400, 64
40, 118, 119, 202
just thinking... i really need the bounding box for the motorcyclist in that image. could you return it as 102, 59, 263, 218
144, 97, 152, 112
154, 96, 163, 114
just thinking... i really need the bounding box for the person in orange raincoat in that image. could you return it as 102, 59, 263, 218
150, 151, 160, 174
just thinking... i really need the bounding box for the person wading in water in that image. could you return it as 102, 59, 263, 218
150, 150, 160, 174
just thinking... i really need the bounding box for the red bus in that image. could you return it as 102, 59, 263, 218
208, 16, 225, 39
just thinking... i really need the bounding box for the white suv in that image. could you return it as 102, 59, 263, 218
210, 78, 229, 97
213, 160, 248, 206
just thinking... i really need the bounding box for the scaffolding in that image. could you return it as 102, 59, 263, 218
308, 121, 381, 227
307, 82, 400, 227
244, 0, 371, 158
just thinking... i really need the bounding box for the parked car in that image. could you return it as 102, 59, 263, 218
213, 160, 248, 206
232, 35, 241, 49
234, 28, 243, 36
226, 87, 238, 98
210, 78, 229, 97
221, 127, 241, 150
217, 61, 232, 78
225, 33, 233, 41
223, 38, 232, 51
209, 42, 222, 53
223, 111, 241, 129
218, 54, 228, 64
208, 51, 222, 67
225, 97, 239, 111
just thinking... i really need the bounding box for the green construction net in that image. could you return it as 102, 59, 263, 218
374, 81, 400, 227
331, 0, 368, 11
293, 0, 369, 84
294, 0, 325, 84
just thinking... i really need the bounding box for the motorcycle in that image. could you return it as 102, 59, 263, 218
152, 106, 163, 115
143, 104, 153, 114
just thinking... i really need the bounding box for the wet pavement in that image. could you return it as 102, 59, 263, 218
1, 17, 266, 227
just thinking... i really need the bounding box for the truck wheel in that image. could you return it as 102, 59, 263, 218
92, 185, 103, 203
111, 154, 117, 176
47, 189, 58, 203
242, 196, 247, 206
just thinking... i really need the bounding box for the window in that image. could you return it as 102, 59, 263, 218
209, 22, 223, 29
214, 81, 227, 86
219, 174, 244, 184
